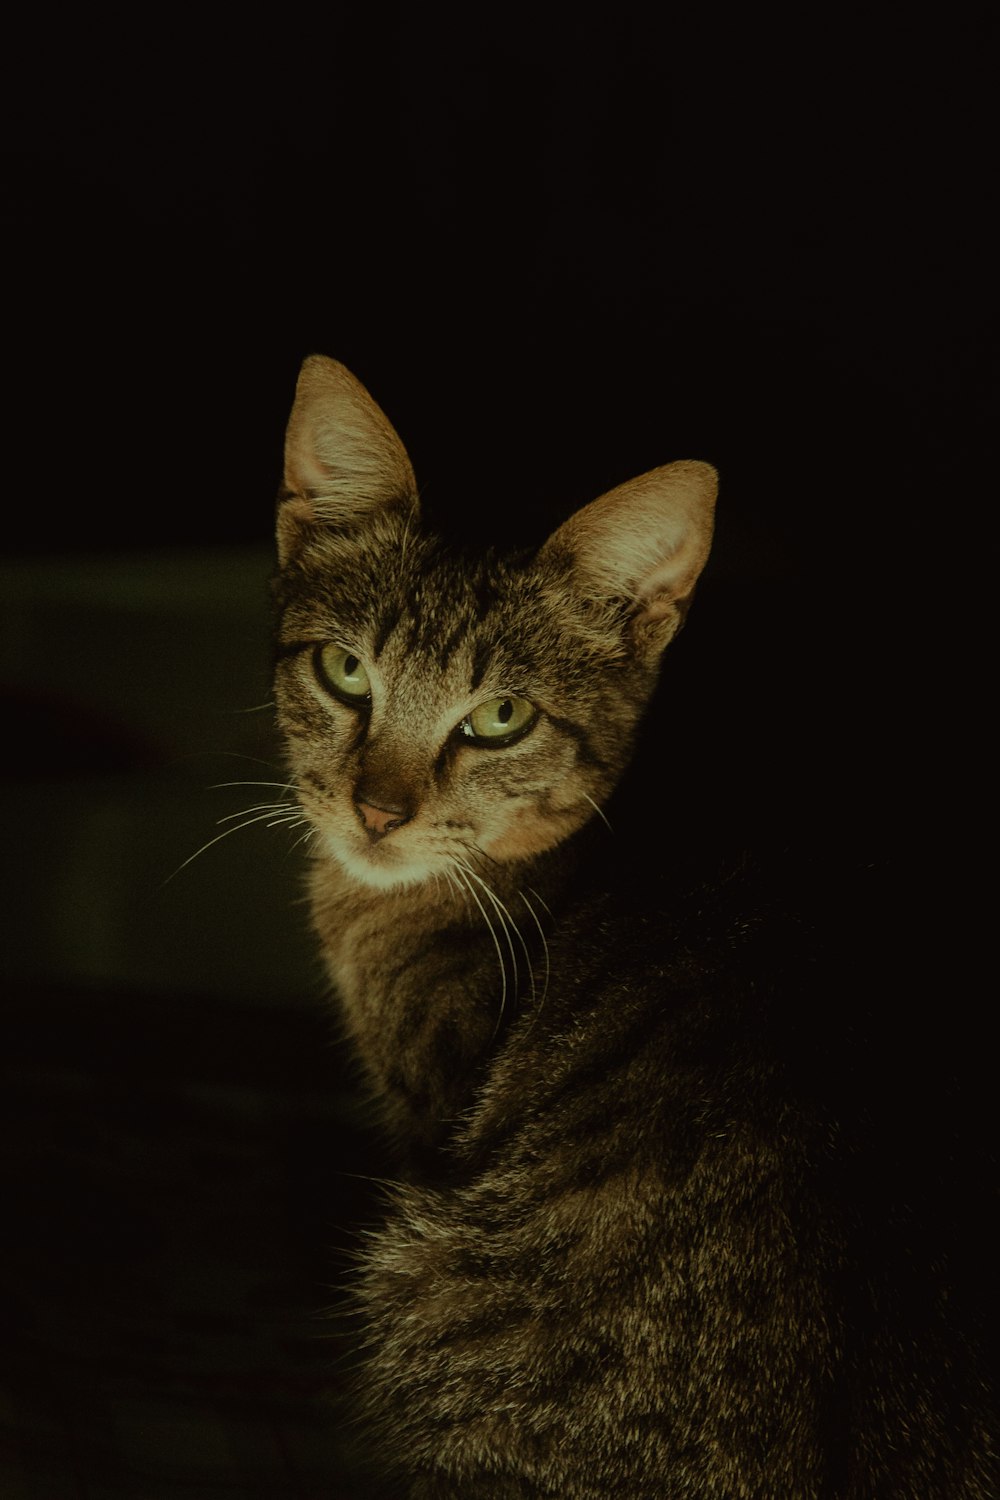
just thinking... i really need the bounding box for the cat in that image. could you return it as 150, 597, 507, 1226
271, 355, 998, 1498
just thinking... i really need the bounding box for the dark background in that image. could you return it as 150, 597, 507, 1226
7, 12, 991, 545
5, 12, 993, 835
1, 11, 994, 1497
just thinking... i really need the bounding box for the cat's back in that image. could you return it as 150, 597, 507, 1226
271, 356, 995, 1495
356, 845, 998, 1498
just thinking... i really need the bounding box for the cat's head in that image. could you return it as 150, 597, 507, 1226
273, 356, 717, 891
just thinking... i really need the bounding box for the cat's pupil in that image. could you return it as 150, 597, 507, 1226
344, 655, 360, 677
498, 699, 513, 724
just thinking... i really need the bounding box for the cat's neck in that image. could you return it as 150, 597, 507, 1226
308, 843, 566, 1162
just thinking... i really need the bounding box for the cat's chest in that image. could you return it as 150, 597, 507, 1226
308, 860, 389, 997
307, 852, 520, 1145
307, 859, 467, 1008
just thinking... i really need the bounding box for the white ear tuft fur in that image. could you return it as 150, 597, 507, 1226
278, 356, 418, 564
540, 461, 718, 661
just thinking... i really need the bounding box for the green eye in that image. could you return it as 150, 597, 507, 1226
461, 696, 536, 746
315, 644, 371, 704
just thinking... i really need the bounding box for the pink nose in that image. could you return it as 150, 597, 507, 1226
355, 800, 412, 841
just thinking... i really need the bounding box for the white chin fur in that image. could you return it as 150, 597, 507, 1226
322, 830, 436, 891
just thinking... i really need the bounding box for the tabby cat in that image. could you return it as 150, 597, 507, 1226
272, 356, 997, 1497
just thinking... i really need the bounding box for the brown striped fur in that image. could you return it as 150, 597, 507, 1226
272, 358, 997, 1497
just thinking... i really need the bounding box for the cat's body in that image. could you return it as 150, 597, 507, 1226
273, 357, 997, 1497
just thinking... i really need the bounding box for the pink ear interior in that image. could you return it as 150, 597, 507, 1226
277, 356, 419, 565
540, 460, 718, 658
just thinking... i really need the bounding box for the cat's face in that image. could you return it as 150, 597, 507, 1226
274, 515, 649, 891
273, 356, 717, 892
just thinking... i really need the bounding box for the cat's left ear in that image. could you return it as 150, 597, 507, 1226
278, 355, 418, 565
540, 460, 718, 663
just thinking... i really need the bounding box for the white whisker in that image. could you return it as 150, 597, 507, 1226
196, 752, 285, 772
164, 809, 292, 884
527, 885, 553, 918
518, 890, 550, 1014
454, 859, 521, 997
454, 856, 537, 1013
209, 779, 299, 794
164, 783, 310, 886
289, 824, 319, 855
215, 800, 298, 825
449, 861, 508, 1027
583, 792, 614, 834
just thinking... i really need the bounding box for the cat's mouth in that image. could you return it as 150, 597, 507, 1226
295, 784, 430, 889
323, 824, 437, 891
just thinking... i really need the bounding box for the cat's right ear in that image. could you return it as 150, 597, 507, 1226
277, 356, 419, 565
540, 460, 719, 664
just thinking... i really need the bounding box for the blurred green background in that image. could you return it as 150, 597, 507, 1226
2, 545, 318, 1002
